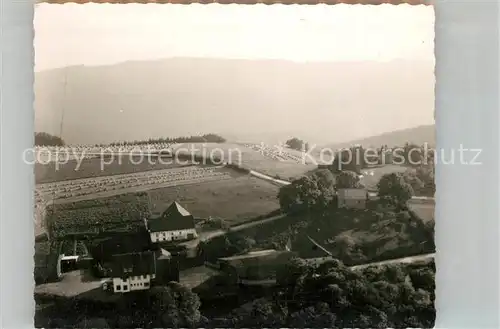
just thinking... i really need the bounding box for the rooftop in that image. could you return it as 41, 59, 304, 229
218, 250, 297, 279
110, 251, 156, 278
147, 201, 195, 232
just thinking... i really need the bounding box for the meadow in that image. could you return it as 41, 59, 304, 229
36, 166, 231, 202
147, 175, 281, 226
35, 155, 185, 184
42, 170, 282, 237
172, 143, 316, 181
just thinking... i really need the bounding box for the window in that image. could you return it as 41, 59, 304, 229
144, 282, 150, 287
123, 285, 128, 290
116, 285, 121, 291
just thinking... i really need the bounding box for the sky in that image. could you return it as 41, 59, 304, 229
34, 4, 434, 72
34, 4, 435, 145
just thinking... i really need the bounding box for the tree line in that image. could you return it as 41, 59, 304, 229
33, 132, 227, 147
330, 143, 435, 174
278, 168, 417, 214
51, 259, 434, 328
104, 133, 226, 146
35, 132, 65, 146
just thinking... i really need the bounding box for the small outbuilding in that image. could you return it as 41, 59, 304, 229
337, 188, 368, 209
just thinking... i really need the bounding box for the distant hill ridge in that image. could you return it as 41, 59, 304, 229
317, 124, 435, 152
35, 57, 434, 145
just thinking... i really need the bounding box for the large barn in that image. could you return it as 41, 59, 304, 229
145, 201, 198, 243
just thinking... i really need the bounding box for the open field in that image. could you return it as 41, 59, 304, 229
147, 175, 281, 226
35, 155, 183, 184
35, 142, 316, 184
172, 143, 316, 181
36, 166, 231, 203
41, 169, 281, 237
46, 193, 150, 236
238, 143, 318, 164
204, 204, 435, 266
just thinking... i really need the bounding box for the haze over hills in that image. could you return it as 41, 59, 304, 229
35, 57, 434, 146
318, 124, 435, 151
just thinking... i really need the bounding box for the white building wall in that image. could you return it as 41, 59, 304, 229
112, 274, 153, 293
149, 228, 197, 243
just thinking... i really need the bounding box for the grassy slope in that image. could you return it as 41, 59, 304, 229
147, 175, 280, 225
215, 205, 435, 266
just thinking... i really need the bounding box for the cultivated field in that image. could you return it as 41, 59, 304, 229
172, 143, 316, 181
46, 192, 150, 237
35, 142, 316, 184
35, 155, 183, 184
408, 202, 435, 223
35, 165, 238, 236
36, 166, 232, 203
39, 166, 282, 236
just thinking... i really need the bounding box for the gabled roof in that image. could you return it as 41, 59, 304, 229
110, 251, 156, 278
164, 201, 191, 217
218, 250, 296, 279
147, 201, 195, 232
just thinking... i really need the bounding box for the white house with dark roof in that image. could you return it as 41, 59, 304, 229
109, 249, 171, 293
145, 201, 198, 243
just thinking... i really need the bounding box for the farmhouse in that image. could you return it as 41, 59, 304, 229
337, 188, 368, 209
110, 251, 157, 293
217, 249, 297, 286
110, 249, 172, 293
146, 201, 198, 243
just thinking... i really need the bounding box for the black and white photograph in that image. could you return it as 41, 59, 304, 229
33, 4, 436, 327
